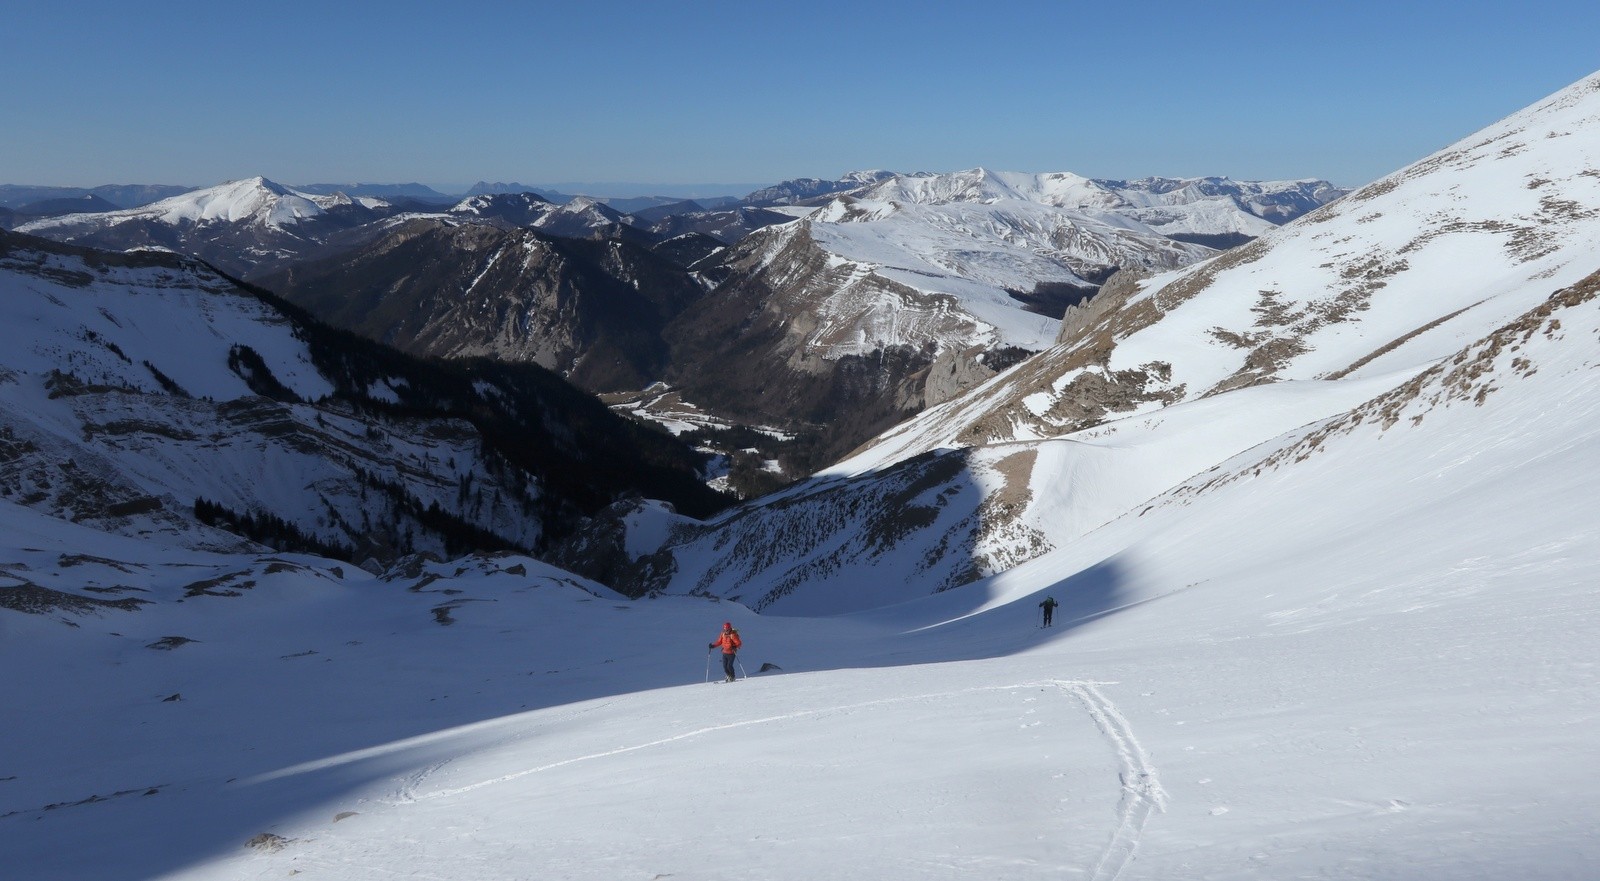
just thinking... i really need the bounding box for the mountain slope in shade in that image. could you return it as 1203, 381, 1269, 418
529, 196, 659, 246
743, 169, 899, 205
0, 183, 195, 210
16, 193, 122, 218
446, 192, 556, 227
641, 204, 792, 244
0, 229, 725, 562
260, 218, 705, 393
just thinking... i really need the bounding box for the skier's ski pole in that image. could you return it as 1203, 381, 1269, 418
705, 648, 712, 683
736, 658, 748, 680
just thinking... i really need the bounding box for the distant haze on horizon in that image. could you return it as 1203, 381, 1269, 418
433, 182, 780, 200
4, 1, 1599, 191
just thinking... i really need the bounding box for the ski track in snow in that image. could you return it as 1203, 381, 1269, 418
1060, 681, 1168, 881
383, 680, 1165, 877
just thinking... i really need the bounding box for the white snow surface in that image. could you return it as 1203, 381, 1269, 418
855, 168, 1339, 238
0, 249, 334, 401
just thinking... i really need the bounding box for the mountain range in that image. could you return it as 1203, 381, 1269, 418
0, 183, 195, 211
653, 170, 1345, 466
9, 169, 1341, 476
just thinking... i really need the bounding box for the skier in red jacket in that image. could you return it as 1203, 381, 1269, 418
709, 622, 742, 682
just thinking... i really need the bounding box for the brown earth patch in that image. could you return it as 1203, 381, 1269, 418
1188, 267, 1600, 497
0, 582, 150, 614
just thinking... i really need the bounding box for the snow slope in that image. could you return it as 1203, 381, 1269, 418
3, 264, 1596, 877
803, 196, 1209, 351
0, 235, 544, 555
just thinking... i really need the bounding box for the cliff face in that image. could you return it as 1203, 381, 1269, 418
263, 219, 705, 393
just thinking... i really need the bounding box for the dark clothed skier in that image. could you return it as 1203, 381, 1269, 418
1039, 596, 1059, 627
709, 621, 742, 682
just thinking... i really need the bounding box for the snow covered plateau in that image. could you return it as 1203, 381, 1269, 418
716, 170, 1344, 358
3, 74, 1600, 881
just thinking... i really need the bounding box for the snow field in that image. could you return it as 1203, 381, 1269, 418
4, 71, 1600, 881
300, 679, 1124, 881
4, 262, 1599, 879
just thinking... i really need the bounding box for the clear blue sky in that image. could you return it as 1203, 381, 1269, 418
4, 0, 1597, 192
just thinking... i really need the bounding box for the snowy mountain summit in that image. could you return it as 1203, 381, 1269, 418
14, 177, 402, 277
21, 176, 384, 232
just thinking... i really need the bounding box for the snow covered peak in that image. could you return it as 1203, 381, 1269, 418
743, 171, 899, 206
237, 175, 292, 195
559, 195, 605, 213
857, 168, 1126, 211
450, 192, 550, 214
153, 177, 326, 227
17, 176, 355, 232
839, 169, 900, 186
831, 170, 1349, 229
1100, 176, 1352, 224
11, 178, 405, 276
535, 196, 631, 230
